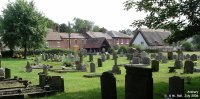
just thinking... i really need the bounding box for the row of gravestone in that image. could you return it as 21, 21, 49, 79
41, 53, 80, 62
100, 65, 186, 99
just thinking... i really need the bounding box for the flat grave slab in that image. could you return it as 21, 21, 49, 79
83, 73, 102, 78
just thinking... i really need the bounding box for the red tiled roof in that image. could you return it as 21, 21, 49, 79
46, 32, 61, 41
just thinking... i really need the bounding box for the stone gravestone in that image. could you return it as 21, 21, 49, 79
151, 60, 159, 72
150, 53, 156, 59
5, 68, 11, 79
61, 54, 65, 62
131, 57, 140, 64
174, 60, 183, 69
112, 52, 117, 60
124, 65, 153, 99
89, 53, 93, 62
184, 60, 194, 74
26, 61, 32, 72
106, 53, 110, 60
0, 67, 4, 79
162, 56, 168, 63
168, 52, 173, 60
112, 55, 121, 74
120, 51, 124, 57
43, 65, 48, 76
185, 54, 190, 60
141, 57, 150, 65
177, 52, 184, 60
190, 54, 197, 61
101, 54, 105, 62
158, 52, 163, 61
173, 55, 177, 60
169, 76, 184, 98
90, 63, 95, 72
49, 76, 64, 92
81, 64, 87, 72
38, 73, 46, 87
35, 57, 40, 65
98, 58, 102, 67
155, 55, 160, 61
100, 72, 117, 99
140, 51, 148, 58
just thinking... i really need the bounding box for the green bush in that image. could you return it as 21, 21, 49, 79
108, 48, 114, 54
182, 41, 194, 51
117, 46, 128, 54
1, 50, 14, 57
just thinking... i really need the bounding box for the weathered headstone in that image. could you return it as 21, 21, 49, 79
106, 53, 110, 60
112, 55, 121, 74
35, 57, 39, 65
0, 68, 4, 78
90, 63, 95, 72
25, 61, 32, 72
177, 52, 184, 60
173, 55, 177, 60
140, 51, 148, 58
101, 54, 105, 62
185, 54, 190, 59
100, 72, 117, 99
124, 66, 153, 99
112, 52, 117, 60
81, 64, 87, 72
174, 60, 183, 69
151, 60, 159, 72
141, 57, 150, 65
158, 52, 163, 61
43, 65, 48, 76
120, 51, 124, 57
169, 76, 184, 98
131, 57, 140, 64
184, 60, 194, 74
38, 73, 46, 87
5, 68, 11, 79
49, 76, 64, 92
168, 52, 173, 60
162, 56, 168, 63
98, 58, 102, 67
190, 54, 197, 61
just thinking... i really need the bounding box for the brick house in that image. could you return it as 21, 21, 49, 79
59, 33, 86, 50
45, 31, 62, 48
107, 31, 132, 46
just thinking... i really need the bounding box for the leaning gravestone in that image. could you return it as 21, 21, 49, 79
190, 54, 197, 61
141, 57, 150, 65
131, 57, 140, 64
98, 58, 102, 67
169, 76, 184, 98
174, 60, 183, 69
184, 60, 194, 74
100, 72, 117, 99
90, 63, 95, 72
168, 52, 173, 60
151, 60, 159, 72
124, 65, 153, 99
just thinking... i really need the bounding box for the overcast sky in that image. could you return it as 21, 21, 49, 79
0, 0, 146, 31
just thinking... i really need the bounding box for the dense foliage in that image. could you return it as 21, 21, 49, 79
124, 0, 200, 44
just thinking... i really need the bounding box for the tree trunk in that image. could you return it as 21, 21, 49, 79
24, 43, 27, 59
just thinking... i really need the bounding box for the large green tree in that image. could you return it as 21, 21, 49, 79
2, 0, 47, 59
124, 0, 200, 44
73, 17, 94, 33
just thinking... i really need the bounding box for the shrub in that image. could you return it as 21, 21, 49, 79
1, 50, 14, 57
117, 46, 128, 54
182, 41, 194, 51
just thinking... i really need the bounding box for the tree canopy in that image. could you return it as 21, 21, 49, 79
73, 17, 94, 33
124, 0, 200, 44
1, 0, 47, 58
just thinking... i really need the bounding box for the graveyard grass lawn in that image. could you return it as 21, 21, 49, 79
1, 52, 200, 99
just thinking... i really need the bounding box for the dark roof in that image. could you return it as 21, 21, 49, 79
46, 31, 61, 41
59, 33, 85, 39
107, 31, 132, 38
85, 31, 112, 39
130, 28, 171, 46
83, 37, 111, 48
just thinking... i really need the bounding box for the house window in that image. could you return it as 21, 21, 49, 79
75, 39, 78, 45
121, 39, 123, 44
46, 42, 49, 47
57, 41, 60, 48
126, 39, 129, 44
117, 39, 119, 44
141, 41, 144, 45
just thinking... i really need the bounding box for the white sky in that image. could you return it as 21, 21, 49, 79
0, 0, 146, 31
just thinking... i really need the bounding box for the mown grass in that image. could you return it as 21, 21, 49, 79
1, 52, 200, 99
